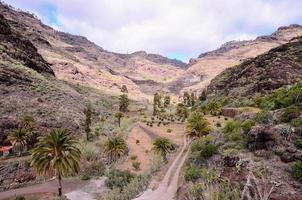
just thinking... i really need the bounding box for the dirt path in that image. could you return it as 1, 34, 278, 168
134, 135, 189, 200
0, 178, 86, 200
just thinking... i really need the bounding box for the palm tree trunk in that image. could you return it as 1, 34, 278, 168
58, 172, 62, 196
118, 118, 121, 127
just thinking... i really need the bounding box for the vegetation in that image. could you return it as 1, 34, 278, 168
292, 161, 302, 182
121, 85, 128, 93
176, 103, 189, 120
84, 104, 92, 141
119, 94, 129, 113
105, 169, 134, 190
281, 106, 300, 123
7, 116, 36, 156
104, 136, 128, 163
115, 112, 124, 127
190, 135, 218, 163
186, 111, 212, 138
222, 120, 246, 142
132, 160, 141, 170
31, 128, 81, 196
184, 165, 201, 182
152, 137, 173, 161
255, 110, 274, 124
241, 119, 256, 134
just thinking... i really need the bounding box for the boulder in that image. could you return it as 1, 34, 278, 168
222, 107, 239, 118
224, 156, 240, 167
247, 125, 277, 150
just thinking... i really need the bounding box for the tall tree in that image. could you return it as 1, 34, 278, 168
152, 137, 173, 161
84, 104, 92, 141
114, 112, 124, 127
104, 136, 128, 163
31, 128, 81, 196
186, 112, 212, 138
119, 94, 129, 113
153, 93, 162, 115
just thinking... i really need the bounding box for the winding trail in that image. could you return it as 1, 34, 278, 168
134, 135, 189, 200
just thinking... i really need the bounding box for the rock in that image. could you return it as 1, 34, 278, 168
294, 152, 302, 161
224, 156, 240, 167
222, 107, 239, 118
286, 147, 297, 153
247, 125, 277, 150
281, 152, 295, 163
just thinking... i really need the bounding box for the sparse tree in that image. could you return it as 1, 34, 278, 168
84, 104, 92, 141
186, 111, 212, 138
152, 137, 173, 161
199, 90, 207, 102
119, 94, 129, 113
164, 95, 171, 108
176, 103, 189, 120
115, 112, 124, 127
104, 136, 128, 163
31, 128, 81, 196
121, 85, 128, 93
183, 91, 190, 106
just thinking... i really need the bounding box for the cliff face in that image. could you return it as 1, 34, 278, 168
171, 24, 302, 94
207, 36, 302, 97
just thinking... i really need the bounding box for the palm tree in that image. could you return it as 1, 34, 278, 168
152, 137, 173, 161
186, 111, 212, 138
7, 127, 29, 157
31, 128, 81, 196
104, 136, 128, 163
114, 112, 124, 127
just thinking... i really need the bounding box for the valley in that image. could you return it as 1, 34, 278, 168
1, 1, 302, 200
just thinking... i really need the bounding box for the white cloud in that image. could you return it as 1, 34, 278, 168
4, 0, 302, 61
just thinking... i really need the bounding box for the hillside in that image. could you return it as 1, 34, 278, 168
170, 24, 302, 94
0, 2, 186, 99
207, 36, 302, 97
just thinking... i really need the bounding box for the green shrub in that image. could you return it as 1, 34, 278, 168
23, 160, 31, 170
82, 160, 105, 177
132, 160, 141, 170
281, 106, 300, 123
188, 183, 204, 199
197, 144, 218, 161
222, 120, 241, 134
292, 161, 302, 182
82, 142, 101, 162
105, 169, 134, 190
191, 135, 214, 153
294, 139, 302, 149
291, 118, 302, 127
184, 165, 200, 182
255, 110, 273, 124
241, 119, 256, 134
81, 174, 91, 180
130, 155, 138, 160
167, 129, 173, 133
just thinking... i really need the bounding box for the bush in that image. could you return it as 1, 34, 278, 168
14, 196, 26, 200
292, 161, 302, 182
105, 169, 134, 190
82, 160, 105, 177
241, 119, 256, 134
132, 160, 141, 170
197, 144, 218, 161
82, 142, 101, 162
167, 129, 173, 133
255, 110, 274, 124
184, 165, 201, 182
23, 160, 31, 170
291, 118, 302, 127
81, 174, 91, 180
281, 106, 300, 123
130, 155, 137, 160
223, 120, 241, 134
294, 139, 302, 149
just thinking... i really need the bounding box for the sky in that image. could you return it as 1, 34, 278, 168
4, 0, 302, 62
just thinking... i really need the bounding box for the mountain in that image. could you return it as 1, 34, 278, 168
170, 24, 302, 94
207, 36, 302, 97
0, 2, 186, 99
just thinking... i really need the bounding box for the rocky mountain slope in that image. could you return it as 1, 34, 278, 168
171, 24, 302, 94
0, 2, 186, 99
207, 36, 302, 97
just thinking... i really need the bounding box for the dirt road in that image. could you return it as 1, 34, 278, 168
134, 135, 189, 200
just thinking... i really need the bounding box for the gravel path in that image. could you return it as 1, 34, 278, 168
134, 135, 189, 200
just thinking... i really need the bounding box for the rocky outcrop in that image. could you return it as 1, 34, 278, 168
247, 125, 277, 150
207, 36, 302, 97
